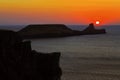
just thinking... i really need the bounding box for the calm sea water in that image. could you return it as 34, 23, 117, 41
30, 25, 120, 58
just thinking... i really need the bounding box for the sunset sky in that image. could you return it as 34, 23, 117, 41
0, 0, 120, 25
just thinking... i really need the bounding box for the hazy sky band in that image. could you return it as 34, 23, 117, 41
0, 0, 120, 24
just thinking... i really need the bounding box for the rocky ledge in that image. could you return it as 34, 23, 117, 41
0, 30, 62, 80
18, 23, 106, 39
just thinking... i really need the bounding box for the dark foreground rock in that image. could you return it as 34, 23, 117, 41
0, 30, 62, 80
18, 24, 106, 39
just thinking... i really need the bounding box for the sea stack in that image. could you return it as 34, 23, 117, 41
82, 23, 106, 34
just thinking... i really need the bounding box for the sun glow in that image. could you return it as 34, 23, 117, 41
0, 0, 120, 24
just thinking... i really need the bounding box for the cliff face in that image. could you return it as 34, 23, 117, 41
18, 24, 106, 39
0, 30, 62, 80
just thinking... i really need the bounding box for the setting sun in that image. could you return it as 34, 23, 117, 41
96, 21, 100, 25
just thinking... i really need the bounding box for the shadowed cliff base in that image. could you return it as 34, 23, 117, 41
0, 30, 62, 80
18, 23, 106, 39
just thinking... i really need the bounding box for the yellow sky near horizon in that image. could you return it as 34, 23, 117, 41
0, 0, 120, 24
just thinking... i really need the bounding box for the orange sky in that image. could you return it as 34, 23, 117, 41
0, 0, 120, 25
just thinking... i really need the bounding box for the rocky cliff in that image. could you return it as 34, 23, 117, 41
0, 30, 62, 80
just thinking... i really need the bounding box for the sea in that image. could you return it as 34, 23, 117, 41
1, 25, 120, 80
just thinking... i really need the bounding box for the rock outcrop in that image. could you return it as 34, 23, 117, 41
0, 30, 62, 80
18, 24, 106, 39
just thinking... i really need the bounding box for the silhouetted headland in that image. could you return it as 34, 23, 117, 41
0, 29, 62, 80
18, 23, 106, 39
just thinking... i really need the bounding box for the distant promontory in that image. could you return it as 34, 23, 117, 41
18, 23, 106, 39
